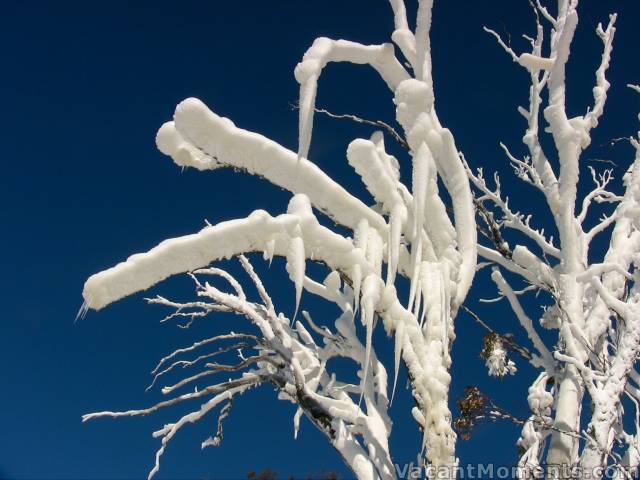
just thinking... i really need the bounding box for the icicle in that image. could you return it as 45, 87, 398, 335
360, 274, 383, 404
412, 144, 429, 240
386, 203, 406, 286
360, 228, 384, 397
366, 229, 384, 278
75, 298, 91, 323
286, 236, 306, 320
408, 143, 430, 310
354, 218, 370, 252
420, 261, 441, 338
353, 219, 369, 315
419, 289, 427, 328
293, 407, 303, 439
407, 219, 423, 310
352, 264, 362, 314
440, 263, 452, 351
294, 60, 320, 160
362, 312, 374, 406
361, 275, 380, 327
262, 238, 276, 266
414, 272, 423, 323
390, 320, 405, 404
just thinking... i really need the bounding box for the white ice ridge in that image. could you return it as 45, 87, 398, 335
83, 194, 371, 310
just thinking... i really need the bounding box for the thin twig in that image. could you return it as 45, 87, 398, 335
473, 198, 513, 259
312, 106, 410, 150
460, 304, 533, 361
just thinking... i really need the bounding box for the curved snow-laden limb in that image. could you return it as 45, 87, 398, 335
294, 37, 410, 160
83, 194, 371, 310
347, 134, 408, 288
157, 98, 386, 233
346, 135, 405, 215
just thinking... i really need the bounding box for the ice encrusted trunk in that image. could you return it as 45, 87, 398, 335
81, 1, 477, 479
468, 1, 640, 476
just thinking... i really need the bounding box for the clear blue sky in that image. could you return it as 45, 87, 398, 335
1, 0, 638, 478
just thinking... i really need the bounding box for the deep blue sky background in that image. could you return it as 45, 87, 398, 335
1, 1, 639, 478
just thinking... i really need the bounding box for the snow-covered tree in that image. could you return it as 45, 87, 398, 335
461, 2, 640, 476
80, 1, 639, 478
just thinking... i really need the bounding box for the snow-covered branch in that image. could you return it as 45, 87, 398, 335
85, 258, 397, 479
477, 0, 640, 473
80, 0, 639, 477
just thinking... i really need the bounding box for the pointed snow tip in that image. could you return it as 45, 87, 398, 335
390, 323, 405, 405
292, 302, 300, 324
262, 238, 276, 267
292, 281, 303, 323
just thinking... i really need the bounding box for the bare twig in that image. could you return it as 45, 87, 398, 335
473, 198, 513, 259
460, 304, 533, 361
312, 106, 410, 150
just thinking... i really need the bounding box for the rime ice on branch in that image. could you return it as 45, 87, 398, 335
82, 1, 477, 478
